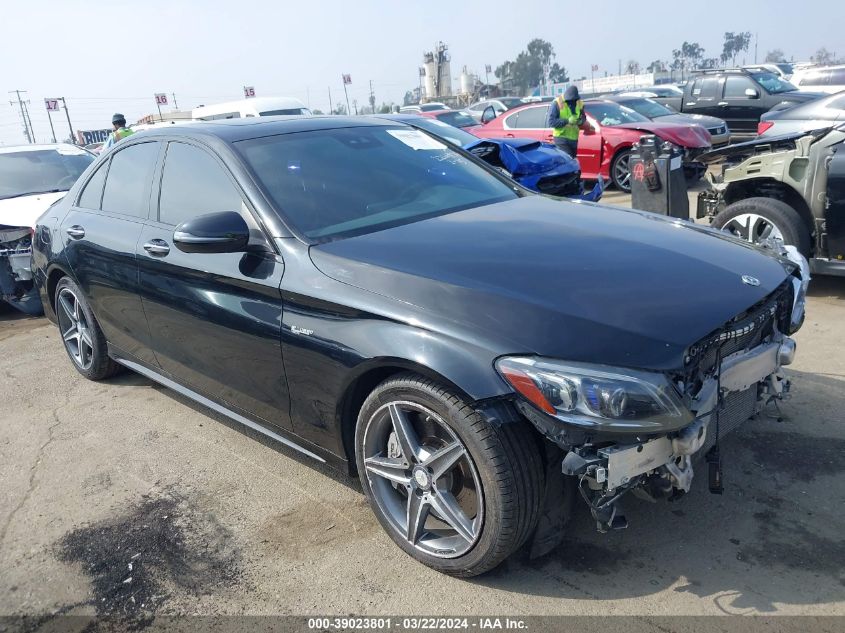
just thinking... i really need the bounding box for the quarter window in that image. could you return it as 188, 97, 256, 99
77, 161, 108, 210
158, 142, 245, 227
510, 107, 547, 128
100, 142, 160, 218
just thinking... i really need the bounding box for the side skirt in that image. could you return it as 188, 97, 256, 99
112, 354, 329, 464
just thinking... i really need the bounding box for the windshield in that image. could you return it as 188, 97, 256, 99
237, 126, 518, 242
406, 118, 478, 146
617, 98, 674, 119
584, 102, 650, 126
0, 148, 94, 200
499, 98, 526, 109
750, 71, 798, 94
432, 111, 478, 128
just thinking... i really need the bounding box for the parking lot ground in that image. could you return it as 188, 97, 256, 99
1, 232, 844, 622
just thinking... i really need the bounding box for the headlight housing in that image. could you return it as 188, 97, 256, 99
496, 357, 692, 433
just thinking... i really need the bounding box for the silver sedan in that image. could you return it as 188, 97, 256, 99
758, 91, 845, 136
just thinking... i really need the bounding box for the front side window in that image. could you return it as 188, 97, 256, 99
158, 143, 245, 227
724, 76, 758, 98
237, 126, 518, 242
0, 148, 94, 200
100, 142, 160, 218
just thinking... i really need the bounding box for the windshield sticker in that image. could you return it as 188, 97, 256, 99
387, 130, 447, 151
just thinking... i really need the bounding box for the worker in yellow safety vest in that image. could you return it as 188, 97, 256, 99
102, 113, 135, 150
546, 85, 585, 158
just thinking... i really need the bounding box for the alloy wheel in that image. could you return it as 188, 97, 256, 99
57, 287, 94, 371
362, 401, 484, 558
614, 153, 632, 192
722, 212, 785, 245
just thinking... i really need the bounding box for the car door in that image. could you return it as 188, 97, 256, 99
722, 75, 767, 133
60, 140, 161, 366
684, 76, 722, 120
135, 140, 293, 431
575, 115, 602, 179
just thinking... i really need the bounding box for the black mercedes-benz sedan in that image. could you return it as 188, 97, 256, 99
32, 117, 809, 576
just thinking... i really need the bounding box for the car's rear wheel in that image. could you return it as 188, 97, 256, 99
355, 374, 543, 577
55, 277, 122, 380
713, 196, 811, 257
611, 149, 632, 192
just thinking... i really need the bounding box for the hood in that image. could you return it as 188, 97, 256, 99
466, 138, 578, 177
310, 197, 793, 371
0, 191, 66, 229
615, 121, 711, 148
654, 113, 725, 128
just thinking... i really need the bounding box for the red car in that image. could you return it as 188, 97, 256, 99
418, 109, 483, 133
474, 100, 712, 192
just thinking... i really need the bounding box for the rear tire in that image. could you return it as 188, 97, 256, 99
355, 373, 543, 577
55, 277, 122, 381
713, 196, 811, 257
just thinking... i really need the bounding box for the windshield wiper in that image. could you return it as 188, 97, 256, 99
0, 188, 66, 201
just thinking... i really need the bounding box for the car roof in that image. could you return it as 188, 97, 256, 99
130, 115, 399, 143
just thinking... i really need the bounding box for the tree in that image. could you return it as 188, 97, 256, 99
332, 103, 347, 115
646, 59, 667, 73
765, 49, 786, 63
312, 109, 324, 115
700, 57, 719, 70
671, 42, 705, 73
625, 60, 641, 75
494, 38, 561, 94
812, 47, 834, 64
549, 63, 568, 83
403, 90, 416, 106
378, 103, 393, 114
721, 32, 752, 66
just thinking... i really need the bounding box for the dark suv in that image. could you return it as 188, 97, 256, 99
680, 68, 825, 134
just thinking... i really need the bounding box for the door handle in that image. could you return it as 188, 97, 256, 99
505, 133, 515, 137
143, 239, 170, 256
65, 225, 85, 239
718, 102, 728, 106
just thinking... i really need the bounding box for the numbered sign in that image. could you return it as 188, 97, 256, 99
154, 93, 168, 105
243, 86, 256, 98
45, 99, 60, 112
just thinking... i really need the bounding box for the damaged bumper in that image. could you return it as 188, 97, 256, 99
0, 226, 44, 315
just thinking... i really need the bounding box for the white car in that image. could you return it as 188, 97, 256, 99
0, 144, 95, 314
791, 65, 845, 95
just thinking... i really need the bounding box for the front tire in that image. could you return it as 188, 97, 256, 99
713, 196, 811, 257
355, 374, 543, 577
610, 149, 632, 193
55, 277, 122, 380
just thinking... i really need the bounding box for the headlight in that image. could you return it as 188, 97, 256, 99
496, 357, 692, 433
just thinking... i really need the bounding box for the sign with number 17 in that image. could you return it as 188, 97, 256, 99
45, 99, 60, 112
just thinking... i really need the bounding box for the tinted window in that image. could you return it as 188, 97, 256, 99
158, 143, 244, 226
691, 77, 720, 99
829, 69, 845, 84
259, 108, 309, 116
725, 76, 758, 98
504, 111, 520, 128
237, 127, 517, 241
0, 148, 94, 200
511, 106, 547, 128
100, 142, 159, 218
432, 111, 478, 128
78, 160, 108, 209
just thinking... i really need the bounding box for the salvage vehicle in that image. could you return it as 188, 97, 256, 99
378, 114, 602, 200
757, 91, 845, 137
697, 124, 845, 276
1, 144, 95, 314
33, 117, 807, 576
604, 95, 731, 148
475, 100, 711, 192
679, 68, 824, 134
466, 97, 529, 122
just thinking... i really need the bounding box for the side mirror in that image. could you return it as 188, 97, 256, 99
745, 88, 760, 99
173, 211, 250, 254
480, 105, 497, 124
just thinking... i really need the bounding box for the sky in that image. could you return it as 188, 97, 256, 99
1, 0, 842, 145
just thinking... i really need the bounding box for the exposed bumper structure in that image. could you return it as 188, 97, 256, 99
0, 226, 43, 315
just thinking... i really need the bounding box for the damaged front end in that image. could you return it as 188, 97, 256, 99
0, 225, 43, 315
496, 264, 807, 544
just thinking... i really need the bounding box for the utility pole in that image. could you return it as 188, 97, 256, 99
22, 101, 36, 143
369, 80, 375, 114
353, 99, 358, 115
172, 93, 179, 109
9, 90, 33, 143
45, 102, 57, 143
59, 98, 75, 143
328, 86, 333, 114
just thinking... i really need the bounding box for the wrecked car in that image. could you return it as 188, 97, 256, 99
379, 114, 603, 201
33, 117, 807, 577
698, 124, 845, 276
1, 144, 95, 314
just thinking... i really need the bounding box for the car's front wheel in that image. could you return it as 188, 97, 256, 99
712, 196, 812, 257
55, 277, 122, 380
355, 374, 543, 577
610, 149, 632, 193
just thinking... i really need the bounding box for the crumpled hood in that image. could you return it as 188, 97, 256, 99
655, 113, 725, 129
467, 138, 579, 177
0, 191, 65, 229
615, 121, 712, 148
310, 196, 793, 370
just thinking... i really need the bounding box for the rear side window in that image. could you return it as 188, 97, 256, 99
101, 142, 160, 218
830, 68, 845, 85
691, 77, 720, 99
77, 161, 108, 209
158, 142, 244, 226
